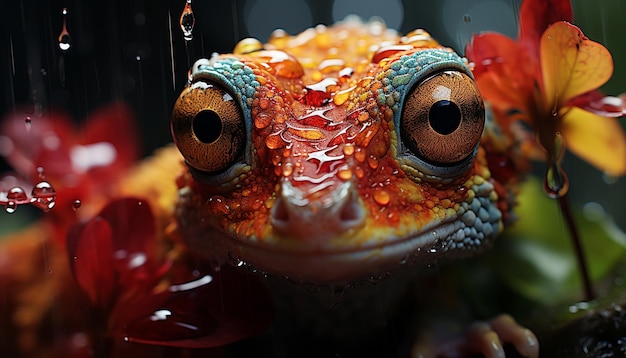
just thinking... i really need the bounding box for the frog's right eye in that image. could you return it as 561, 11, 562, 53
171, 80, 246, 174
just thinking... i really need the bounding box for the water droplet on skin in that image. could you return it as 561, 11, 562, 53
250, 50, 305, 79
342, 144, 354, 156
282, 162, 294, 177
367, 155, 378, 169
233, 37, 263, 55
354, 166, 364, 179
428, 238, 443, 254
354, 149, 366, 162
31, 181, 56, 212
333, 86, 354, 106
318, 58, 345, 73
58, 8, 71, 51
338, 168, 352, 180
373, 189, 390, 206
180, 0, 195, 41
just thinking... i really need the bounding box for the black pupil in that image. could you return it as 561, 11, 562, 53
429, 100, 461, 135
193, 110, 222, 143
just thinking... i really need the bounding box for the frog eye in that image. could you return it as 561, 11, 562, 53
400, 71, 485, 166
171, 81, 246, 174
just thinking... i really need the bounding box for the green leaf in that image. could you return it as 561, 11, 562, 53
487, 177, 626, 305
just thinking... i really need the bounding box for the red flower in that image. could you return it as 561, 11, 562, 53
67, 197, 272, 348
466, 0, 626, 185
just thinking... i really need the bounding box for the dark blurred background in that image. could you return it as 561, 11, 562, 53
1, 0, 625, 226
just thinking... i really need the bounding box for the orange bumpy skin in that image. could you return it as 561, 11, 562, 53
171, 18, 504, 284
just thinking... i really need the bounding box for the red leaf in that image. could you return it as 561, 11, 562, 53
67, 198, 272, 349
68, 217, 116, 310
67, 197, 163, 307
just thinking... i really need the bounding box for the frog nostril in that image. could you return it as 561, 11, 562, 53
270, 182, 365, 240
338, 191, 365, 226
271, 197, 290, 224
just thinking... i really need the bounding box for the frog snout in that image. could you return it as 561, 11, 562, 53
270, 180, 365, 241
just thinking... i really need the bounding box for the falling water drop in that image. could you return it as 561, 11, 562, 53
180, 0, 195, 41
24, 116, 31, 131
58, 8, 71, 51
5, 202, 17, 214
544, 163, 569, 198
73, 199, 82, 211
543, 133, 569, 198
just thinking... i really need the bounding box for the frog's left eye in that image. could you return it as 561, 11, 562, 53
171, 81, 246, 174
400, 71, 484, 167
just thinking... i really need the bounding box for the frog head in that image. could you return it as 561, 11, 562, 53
171, 20, 502, 284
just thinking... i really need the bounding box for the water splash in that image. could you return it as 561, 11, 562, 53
180, 0, 195, 41
58, 8, 71, 51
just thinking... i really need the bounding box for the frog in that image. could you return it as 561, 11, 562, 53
169, 16, 538, 358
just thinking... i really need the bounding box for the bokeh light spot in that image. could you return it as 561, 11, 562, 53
244, 0, 313, 40
332, 0, 404, 30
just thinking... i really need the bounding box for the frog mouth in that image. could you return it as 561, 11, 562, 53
223, 216, 462, 284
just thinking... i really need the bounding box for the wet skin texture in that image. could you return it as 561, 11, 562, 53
171, 19, 506, 285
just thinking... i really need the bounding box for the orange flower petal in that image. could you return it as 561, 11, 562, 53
561, 107, 626, 176
540, 22, 613, 108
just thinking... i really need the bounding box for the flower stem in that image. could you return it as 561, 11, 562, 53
557, 194, 595, 301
